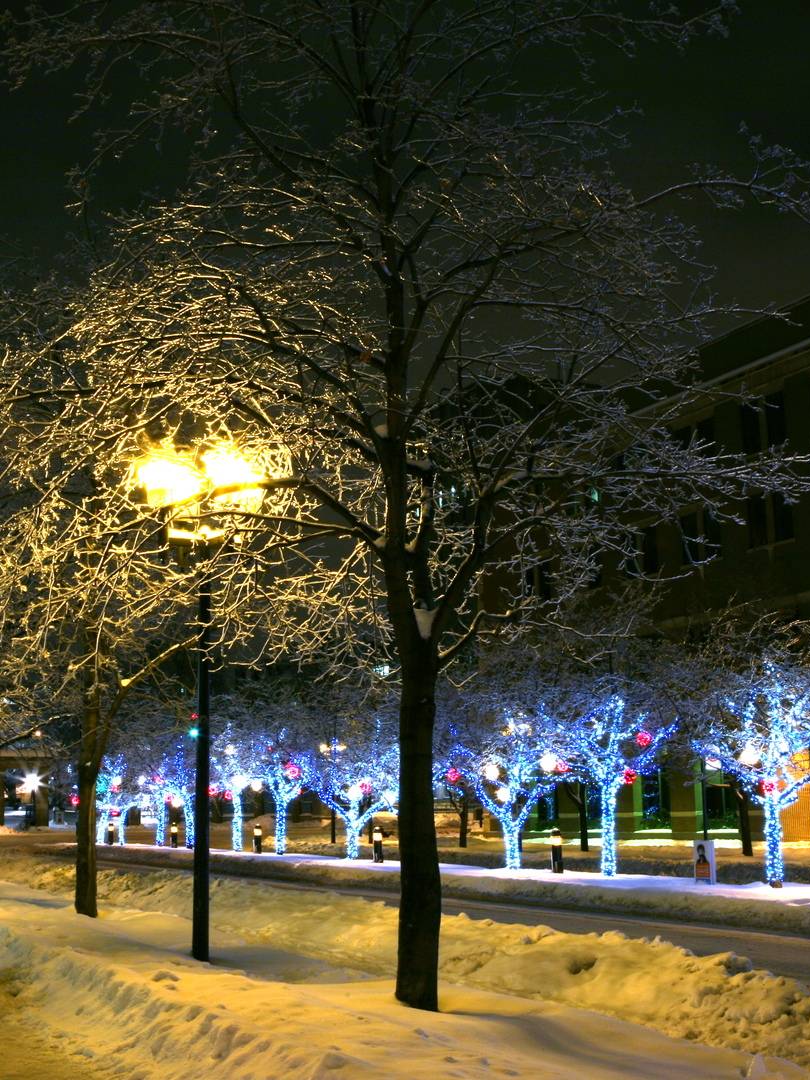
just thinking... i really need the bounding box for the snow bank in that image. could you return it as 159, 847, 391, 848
0, 872, 803, 1080
3, 851, 810, 1071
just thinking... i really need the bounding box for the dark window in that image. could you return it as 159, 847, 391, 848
642, 525, 660, 573
525, 561, 553, 601
695, 416, 715, 449
740, 402, 762, 454
765, 391, 787, 448
747, 495, 769, 549
672, 425, 691, 450
680, 511, 700, 565
703, 509, 723, 556
772, 492, 794, 542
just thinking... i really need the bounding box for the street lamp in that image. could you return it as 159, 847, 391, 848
131, 436, 288, 962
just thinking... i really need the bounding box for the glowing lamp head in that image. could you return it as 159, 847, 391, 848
231, 774, 249, 792
539, 751, 558, 773
200, 442, 267, 514
170, 796, 184, 809
20, 772, 41, 793
250, 779, 263, 792
483, 763, 500, 782
132, 451, 204, 509
495, 786, 510, 803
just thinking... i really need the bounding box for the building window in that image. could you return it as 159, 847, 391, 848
641, 525, 660, 573
524, 560, 553, 601
747, 492, 794, 548
740, 390, 787, 453
679, 509, 723, 565
670, 415, 715, 452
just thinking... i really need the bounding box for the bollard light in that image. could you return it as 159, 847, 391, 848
106, 821, 116, 845
252, 824, 263, 854
170, 822, 179, 848
550, 827, 564, 874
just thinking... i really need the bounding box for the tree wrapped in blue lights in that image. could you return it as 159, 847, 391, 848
440, 712, 559, 870
693, 660, 810, 886
152, 743, 196, 848
563, 695, 675, 877
260, 740, 314, 855
314, 729, 399, 859
211, 724, 266, 851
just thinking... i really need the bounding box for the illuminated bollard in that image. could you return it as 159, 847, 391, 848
170, 822, 179, 848
252, 823, 263, 854
550, 827, 564, 874
106, 821, 115, 845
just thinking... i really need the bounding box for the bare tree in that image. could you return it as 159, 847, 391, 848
3, 1, 810, 1010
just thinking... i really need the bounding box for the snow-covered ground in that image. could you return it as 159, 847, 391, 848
80, 841, 810, 937
0, 851, 809, 1077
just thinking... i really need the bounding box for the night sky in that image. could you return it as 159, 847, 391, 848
1, 2, 808, 310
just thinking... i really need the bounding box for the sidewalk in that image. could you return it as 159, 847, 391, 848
40, 840, 810, 936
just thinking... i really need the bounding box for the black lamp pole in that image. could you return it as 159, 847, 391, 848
192, 565, 212, 962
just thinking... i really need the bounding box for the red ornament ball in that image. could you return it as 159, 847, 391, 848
446, 766, 462, 785
554, 759, 571, 774
284, 762, 303, 780
623, 768, 638, 785
635, 730, 653, 748
359, 780, 373, 796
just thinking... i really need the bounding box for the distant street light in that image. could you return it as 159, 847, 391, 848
131, 437, 289, 962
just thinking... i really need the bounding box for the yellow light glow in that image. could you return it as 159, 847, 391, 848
201, 443, 266, 513
133, 453, 204, 509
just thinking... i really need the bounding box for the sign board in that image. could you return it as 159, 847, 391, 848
693, 838, 716, 885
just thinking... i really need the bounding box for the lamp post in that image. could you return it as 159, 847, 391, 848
131, 438, 281, 962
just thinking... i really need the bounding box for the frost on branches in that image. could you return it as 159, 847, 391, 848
3, 0, 810, 1009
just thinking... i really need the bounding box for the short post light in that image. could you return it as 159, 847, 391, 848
106, 821, 116, 845
550, 827, 564, 873
253, 823, 263, 854
170, 822, 179, 848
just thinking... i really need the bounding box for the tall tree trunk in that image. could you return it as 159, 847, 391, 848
75, 700, 102, 917
458, 791, 468, 848
396, 666, 440, 1011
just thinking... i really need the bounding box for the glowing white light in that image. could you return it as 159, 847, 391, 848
224, 744, 236, 756
250, 779, 263, 792
137, 775, 147, 786
539, 752, 558, 772
20, 772, 41, 793
738, 743, 760, 767
319, 743, 329, 754
495, 786, 510, 803
347, 783, 364, 801
110, 775, 123, 788
483, 763, 500, 782
704, 757, 722, 771
170, 796, 184, 809
231, 773, 249, 791
383, 789, 398, 804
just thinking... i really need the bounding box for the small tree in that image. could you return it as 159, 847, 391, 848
563, 694, 675, 876
314, 726, 399, 860
694, 661, 810, 886
443, 713, 560, 870
152, 742, 197, 848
